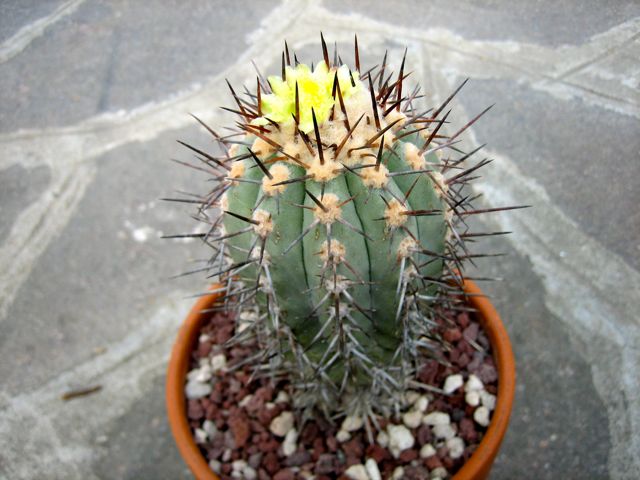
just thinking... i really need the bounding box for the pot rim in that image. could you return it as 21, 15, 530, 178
166, 279, 515, 480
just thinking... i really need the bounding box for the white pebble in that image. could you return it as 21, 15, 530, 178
365, 458, 382, 480
269, 411, 295, 437
423, 411, 450, 426
202, 419, 218, 438
446, 436, 465, 459
387, 424, 415, 458
465, 390, 481, 407
415, 396, 429, 413
336, 429, 351, 442
443, 374, 464, 394
222, 449, 232, 462
194, 428, 208, 444
474, 406, 491, 427
431, 467, 448, 479
210, 353, 227, 372
465, 374, 484, 392
480, 390, 496, 410
239, 394, 253, 408
402, 410, 423, 429
275, 391, 290, 404
185, 381, 211, 399
392, 466, 405, 479
232, 460, 247, 473
243, 466, 257, 480
199, 333, 211, 343
376, 430, 389, 447
433, 423, 456, 440
188, 364, 212, 383
344, 464, 369, 480
419, 443, 436, 458
282, 428, 298, 456
208, 459, 221, 473
341, 415, 364, 432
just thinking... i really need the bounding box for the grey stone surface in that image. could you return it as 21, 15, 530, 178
456, 79, 640, 270
0, 0, 280, 132
0, 163, 50, 242
0, 125, 209, 396
93, 373, 192, 480
0, 1, 638, 479
0, 0, 66, 42
468, 230, 611, 478
323, 0, 640, 46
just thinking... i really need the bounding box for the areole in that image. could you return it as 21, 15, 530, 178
166, 279, 515, 480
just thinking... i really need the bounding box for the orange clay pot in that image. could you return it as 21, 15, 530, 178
166, 279, 515, 480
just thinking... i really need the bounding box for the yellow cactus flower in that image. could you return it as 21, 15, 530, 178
253, 61, 362, 134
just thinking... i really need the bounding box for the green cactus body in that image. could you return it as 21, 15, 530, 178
177, 36, 501, 412
219, 66, 449, 390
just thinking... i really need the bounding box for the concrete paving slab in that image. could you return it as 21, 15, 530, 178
455, 78, 640, 270
0, 0, 280, 132
0, 125, 210, 396
0, 163, 50, 242
322, 0, 640, 46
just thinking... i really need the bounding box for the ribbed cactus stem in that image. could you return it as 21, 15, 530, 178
172, 35, 512, 415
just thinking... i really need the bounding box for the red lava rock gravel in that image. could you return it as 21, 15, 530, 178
184, 308, 498, 479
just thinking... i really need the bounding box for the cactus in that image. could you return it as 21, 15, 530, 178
170, 35, 519, 417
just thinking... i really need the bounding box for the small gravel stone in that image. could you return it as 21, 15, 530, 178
188, 364, 212, 383
480, 390, 496, 410
284, 450, 311, 467
211, 353, 227, 372
464, 374, 484, 392
315, 453, 338, 474
209, 459, 221, 473
282, 429, 298, 456
402, 410, 423, 429
275, 391, 290, 403
392, 466, 405, 479
344, 464, 369, 480
341, 415, 364, 432
365, 458, 382, 480
446, 437, 465, 459
232, 460, 248, 473
376, 431, 389, 447
415, 396, 429, 413
465, 390, 481, 407
202, 419, 218, 438
423, 411, 450, 426
477, 362, 498, 384
270, 411, 295, 437
244, 466, 257, 480
419, 443, 437, 459
194, 428, 208, 444
222, 449, 232, 462
433, 423, 456, 440
431, 466, 449, 479
443, 374, 464, 394
474, 406, 491, 427
185, 381, 212, 399
336, 429, 351, 442
387, 424, 415, 458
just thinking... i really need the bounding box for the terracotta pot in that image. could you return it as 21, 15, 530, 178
166, 279, 515, 480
